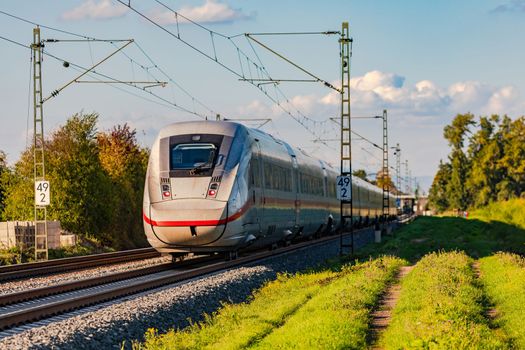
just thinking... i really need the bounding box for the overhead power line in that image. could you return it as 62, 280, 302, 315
118, 0, 339, 146
0, 10, 225, 120
0, 34, 208, 118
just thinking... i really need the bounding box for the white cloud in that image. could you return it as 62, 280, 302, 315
61, 0, 128, 21
487, 86, 520, 113
149, 0, 250, 25
233, 70, 524, 183
317, 71, 522, 119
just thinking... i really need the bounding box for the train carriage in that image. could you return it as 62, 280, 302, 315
143, 120, 395, 257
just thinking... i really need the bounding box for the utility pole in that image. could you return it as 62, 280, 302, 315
391, 143, 401, 214
339, 22, 353, 256
381, 109, 389, 232
404, 159, 410, 195
32, 27, 48, 261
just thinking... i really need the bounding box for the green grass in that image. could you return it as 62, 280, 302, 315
356, 215, 525, 263
250, 257, 405, 349
479, 253, 525, 348
133, 257, 405, 350
470, 199, 525, 230
380, 251, 508, 350
132, 200, 525, 349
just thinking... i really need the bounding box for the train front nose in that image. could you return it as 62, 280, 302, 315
144, 199, 228, 247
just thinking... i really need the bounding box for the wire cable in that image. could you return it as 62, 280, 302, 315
0, 34, 208, 118
119, 0, 335, 146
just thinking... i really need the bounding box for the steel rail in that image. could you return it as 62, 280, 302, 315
0, 248, 160, 282
0, 255, 216, 307
0, 231, 359, 331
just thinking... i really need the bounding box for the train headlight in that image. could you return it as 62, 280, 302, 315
161, 184, 171, 199
207, 182, 219, 198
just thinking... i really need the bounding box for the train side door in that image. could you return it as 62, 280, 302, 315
251, 141, 265, 234
292, 157, 300, 228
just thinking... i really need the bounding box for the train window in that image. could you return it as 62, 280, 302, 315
170, 143, 216, 170
300, 173, 324, 196
263, 162, 292, 192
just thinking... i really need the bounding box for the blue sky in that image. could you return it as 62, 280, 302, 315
1, 0, 524, 192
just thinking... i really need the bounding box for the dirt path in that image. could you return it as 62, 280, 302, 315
368, 265, 414, 349
472, 261, 498, 321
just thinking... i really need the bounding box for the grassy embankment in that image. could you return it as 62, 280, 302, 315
134, 199, 525, 348
479, 253, 525, 349
133, 257, 405, 350
380, 251, 508, 349
356, 199, 525, 263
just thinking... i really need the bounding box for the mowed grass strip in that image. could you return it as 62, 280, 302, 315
380, 251, 509, 349
133, 257, 405, 350
134, 270, 337, 350
480, 252, 525, 348
250, 256, 405, 349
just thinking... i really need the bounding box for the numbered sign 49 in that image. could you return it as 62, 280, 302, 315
35, 181, 50, 206
336, 176, 352, 200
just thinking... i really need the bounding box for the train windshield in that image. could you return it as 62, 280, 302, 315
170, 143, 216, 170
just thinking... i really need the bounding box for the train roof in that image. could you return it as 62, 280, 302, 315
156, 120, 384, 194
157, 120, 246, 139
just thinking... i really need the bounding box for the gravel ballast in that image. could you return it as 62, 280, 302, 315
0, 229, 376, 349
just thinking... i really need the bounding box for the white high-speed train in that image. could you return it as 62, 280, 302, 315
143, 121, 395, 258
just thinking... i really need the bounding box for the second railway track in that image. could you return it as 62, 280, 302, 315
0, 231, 360, 332
0, 247, 160, 282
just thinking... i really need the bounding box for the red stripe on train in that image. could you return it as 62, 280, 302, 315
143, 202, 249, 227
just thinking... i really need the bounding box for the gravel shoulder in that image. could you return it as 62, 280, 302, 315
0, 238, 343, 350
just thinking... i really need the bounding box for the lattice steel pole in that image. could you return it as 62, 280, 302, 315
381, 109, 389, 232
32, 27, 48, 261
339, 22, 353, 256
404, 159, 409, 195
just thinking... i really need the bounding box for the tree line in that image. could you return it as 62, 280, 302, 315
429, 113, 525, 212
0, 112, 149, 249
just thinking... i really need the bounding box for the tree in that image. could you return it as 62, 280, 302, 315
375, 169, 396, 192
466, 115, 502, 207
428, 160, 452, 212
97, 124, 149, 248
0, 151, 8, 216
497, 116, 525, 199
1, 149, 34, 221
2, 113, 113, 243
352, 169, 368, 181
443, 113, 475, 210
45, 113, 114, 242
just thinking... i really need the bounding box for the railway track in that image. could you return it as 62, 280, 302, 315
0, 248, 160, 282
0, 231, 359, 332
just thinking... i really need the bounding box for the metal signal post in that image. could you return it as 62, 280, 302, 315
339, 22, 353, 256
381, 109, 390, 233
32, 27, 48, 261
